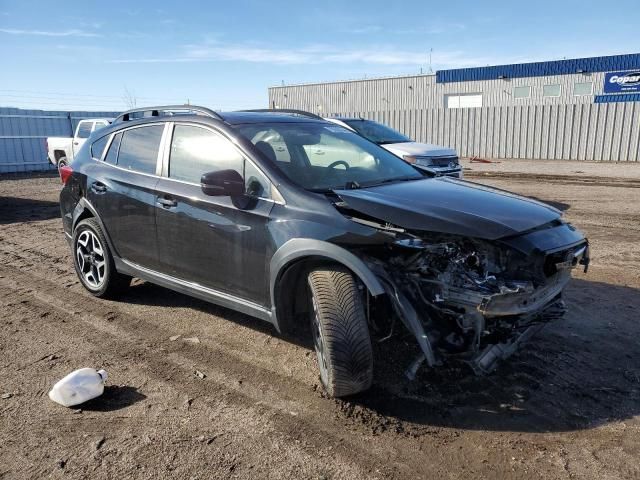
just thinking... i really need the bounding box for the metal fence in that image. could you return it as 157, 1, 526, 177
0, 107, 119, 173
339, 102, 640, 161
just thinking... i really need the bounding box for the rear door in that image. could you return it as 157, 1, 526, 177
154, 123, 274, 305
87, 123, 167, 270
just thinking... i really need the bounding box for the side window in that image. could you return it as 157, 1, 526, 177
513, 86, 531, 99
91, 135, 110, 160
543, 84, 561, 97
76, 121, 93, 139
244, 160, 271, 199
93, 121, 109, 133
104, 132, 122, 165
169, 125, 243, 184
117, 125, 164, 174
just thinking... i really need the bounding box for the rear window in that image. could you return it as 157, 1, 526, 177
117, 125, 164, 174
76, 121, 93, 139
91, 135, 110, 160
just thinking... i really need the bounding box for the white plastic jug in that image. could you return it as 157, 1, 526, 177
48, 368, 108, 407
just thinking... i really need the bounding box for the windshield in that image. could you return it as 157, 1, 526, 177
342, 119, 411, 145
236, 122, 422, 192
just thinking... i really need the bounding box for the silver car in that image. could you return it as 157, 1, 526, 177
326, 117, 462, 178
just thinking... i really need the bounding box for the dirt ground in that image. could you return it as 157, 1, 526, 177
1, 162, 639, 479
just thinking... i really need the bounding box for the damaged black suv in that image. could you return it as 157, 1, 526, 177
60, 106, 589, 397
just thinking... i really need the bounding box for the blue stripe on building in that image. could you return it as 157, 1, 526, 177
436, 53, 640, 83
594, 93, 640, 103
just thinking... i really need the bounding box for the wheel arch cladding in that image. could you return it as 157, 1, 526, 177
269, 238, 385, 333
72, 198, 119, 259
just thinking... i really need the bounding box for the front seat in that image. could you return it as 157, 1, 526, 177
254, 141, 277, 162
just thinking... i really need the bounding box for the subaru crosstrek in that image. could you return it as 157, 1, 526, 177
60, 106, 589, 397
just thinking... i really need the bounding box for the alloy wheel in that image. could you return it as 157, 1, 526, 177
76, 229, 106, 289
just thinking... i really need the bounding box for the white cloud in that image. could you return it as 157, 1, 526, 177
0, 28, 101, 37
109, 40, 508, 69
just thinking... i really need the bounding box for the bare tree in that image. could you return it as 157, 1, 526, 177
122, 86, 138, 109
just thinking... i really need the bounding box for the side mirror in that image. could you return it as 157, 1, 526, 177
201, 169, 244, 197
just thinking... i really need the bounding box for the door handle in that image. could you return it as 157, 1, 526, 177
73, 142, 79, 145
90, 182, 107, 194
157, 197, 177, 208
314, 150, 325, 155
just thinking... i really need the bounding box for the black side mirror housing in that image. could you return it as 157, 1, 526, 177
201, 169, 244, 197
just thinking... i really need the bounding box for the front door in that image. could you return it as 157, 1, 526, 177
155, 123, 274, 305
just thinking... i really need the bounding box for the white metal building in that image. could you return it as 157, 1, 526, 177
268, 53, 640, 161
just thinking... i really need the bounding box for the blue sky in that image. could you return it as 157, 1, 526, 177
0, 0, 638, 112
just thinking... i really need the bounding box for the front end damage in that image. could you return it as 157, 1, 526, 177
347, 215, 590, 378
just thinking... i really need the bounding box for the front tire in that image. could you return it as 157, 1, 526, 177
73, 218, 130, 298
308, 266, 373, 397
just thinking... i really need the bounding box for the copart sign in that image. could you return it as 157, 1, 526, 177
604, 71, 640, 93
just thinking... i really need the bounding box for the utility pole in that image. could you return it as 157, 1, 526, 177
429, 48, 433, 74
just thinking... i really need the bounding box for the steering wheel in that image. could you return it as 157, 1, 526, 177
326, 160, 349, 170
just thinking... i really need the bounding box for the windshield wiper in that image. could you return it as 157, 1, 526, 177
361, 176, 422, 188
344, 180, 361, 189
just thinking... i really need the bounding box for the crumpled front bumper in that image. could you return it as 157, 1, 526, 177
371, 239, 589, 379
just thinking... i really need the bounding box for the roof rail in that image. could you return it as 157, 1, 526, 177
240, 109, 323, 120
114, 105, 225, 123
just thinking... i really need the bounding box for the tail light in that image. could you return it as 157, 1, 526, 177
59, 165, 73, 185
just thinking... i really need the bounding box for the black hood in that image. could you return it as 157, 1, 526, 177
335, 177, 561, 240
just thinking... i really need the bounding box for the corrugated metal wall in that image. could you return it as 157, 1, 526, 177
337, 103, 640, 161
269, 67, 640, 161
436, 53, 640, 83
0, 107, 118, 173
269, 72, 610, 111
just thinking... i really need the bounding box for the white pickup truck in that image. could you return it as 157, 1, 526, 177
46, 118, 112, 168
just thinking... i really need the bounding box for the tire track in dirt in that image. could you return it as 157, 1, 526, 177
0, 263, 457, 479
0, 277, 390, 479
466, 171, 640, 188
3, 174, 640, 479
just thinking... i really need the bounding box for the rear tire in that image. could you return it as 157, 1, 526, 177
73, 218, 130, 298
307, 266, 373, 397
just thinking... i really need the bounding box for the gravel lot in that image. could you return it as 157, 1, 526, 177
1, 162, 639, 479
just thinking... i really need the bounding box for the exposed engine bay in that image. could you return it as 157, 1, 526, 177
344, 210, 590, 378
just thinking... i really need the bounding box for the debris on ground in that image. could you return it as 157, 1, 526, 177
469, 156, 501, 163
169, 335, 181, 341
48, 368, 108, 407
1, 393, 13, 399
194, 370, 206, 380
183, 337, 200, 344
94, 436, 106, 451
